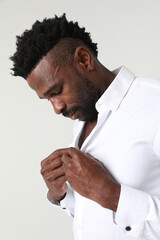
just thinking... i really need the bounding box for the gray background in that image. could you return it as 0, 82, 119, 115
1, 0, 160, 239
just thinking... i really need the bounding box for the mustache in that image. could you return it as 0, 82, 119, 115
62, 106, 81, 117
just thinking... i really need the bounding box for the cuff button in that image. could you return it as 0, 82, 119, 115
125, 226, 131, 231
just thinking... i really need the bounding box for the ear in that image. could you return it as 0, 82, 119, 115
74, 46, 95, 71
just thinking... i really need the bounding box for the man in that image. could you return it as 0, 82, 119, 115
11, 14, 160, 240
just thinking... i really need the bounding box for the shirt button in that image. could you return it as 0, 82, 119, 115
125, 226, 131, 231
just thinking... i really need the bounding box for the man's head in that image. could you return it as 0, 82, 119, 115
11, 14, 103, 121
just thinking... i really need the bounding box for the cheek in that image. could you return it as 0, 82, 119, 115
62, 86, 78, 103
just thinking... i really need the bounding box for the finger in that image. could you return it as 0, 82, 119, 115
41, 150, 63, 168
61, 153, 72, 165
41, 157, 63, 175
62, 153, 81, 178
56, 147, 79, 159
55, 178, 68, 195
50, 175, 67, 189
46, 165, 66, 182
47, 173, 66, 183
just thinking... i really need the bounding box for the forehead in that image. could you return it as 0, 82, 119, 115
27, 58, 59, 93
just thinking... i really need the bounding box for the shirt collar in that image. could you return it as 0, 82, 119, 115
95, 66, 136, 113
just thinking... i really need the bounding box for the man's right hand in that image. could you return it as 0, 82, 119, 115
41, 150, 67, 201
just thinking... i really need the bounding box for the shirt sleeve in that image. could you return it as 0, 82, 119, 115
113, 123, 160, 239
47, 182, 75, 218
114, 184, 160, 239
153, 124, 160, 159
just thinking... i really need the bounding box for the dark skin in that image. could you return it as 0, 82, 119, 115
27, 46, 121, 212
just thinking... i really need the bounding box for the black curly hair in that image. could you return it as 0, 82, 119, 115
10, 14, 98, 79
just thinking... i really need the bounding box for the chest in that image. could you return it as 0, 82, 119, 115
78, 121, 97, 149
74, 105, 160, 193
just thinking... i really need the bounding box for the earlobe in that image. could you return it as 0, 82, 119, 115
74, 46, 94, 71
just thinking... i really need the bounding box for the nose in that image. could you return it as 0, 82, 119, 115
49, 97, 66, 114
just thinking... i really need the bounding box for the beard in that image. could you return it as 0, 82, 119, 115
62, 75, 100, 121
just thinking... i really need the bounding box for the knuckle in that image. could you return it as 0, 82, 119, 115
43, 175, 50, 182
40, 166, 48, 176
69, 147, 77, 154
54, 149, 61, 155
40, 168, 43, 175
55, 157, 62, 164
74, 153, 80, 161
65, 170, 72, 178
69, 147, 74, 151
40, 167, 47, 176
41, 157, 49, 167
68, 162, 72, 168
41, 159, 45, 167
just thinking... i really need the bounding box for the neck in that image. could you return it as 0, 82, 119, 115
99, 65, 116, 95
90, 60, 116, 97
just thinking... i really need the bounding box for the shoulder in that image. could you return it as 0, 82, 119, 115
135, 76, 160, 90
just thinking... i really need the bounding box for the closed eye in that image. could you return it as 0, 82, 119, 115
51, 86, 62, 96
47, 86, 63, 100
39, 85, 63, 100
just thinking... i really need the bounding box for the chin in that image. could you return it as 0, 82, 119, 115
78, 116, 86, 122
78, 108, 98, 122
80, 115, 97, 122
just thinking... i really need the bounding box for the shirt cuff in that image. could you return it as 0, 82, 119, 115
47, 183, 74, 217
114, 184, 150, 238
60, 183, 75, 217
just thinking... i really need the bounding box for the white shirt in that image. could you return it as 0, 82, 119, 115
48, 66, 160, 240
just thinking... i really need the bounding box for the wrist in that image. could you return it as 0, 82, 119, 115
49, 191, 66, 202
97, 182, 121, 211
108, 183, 121, 211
